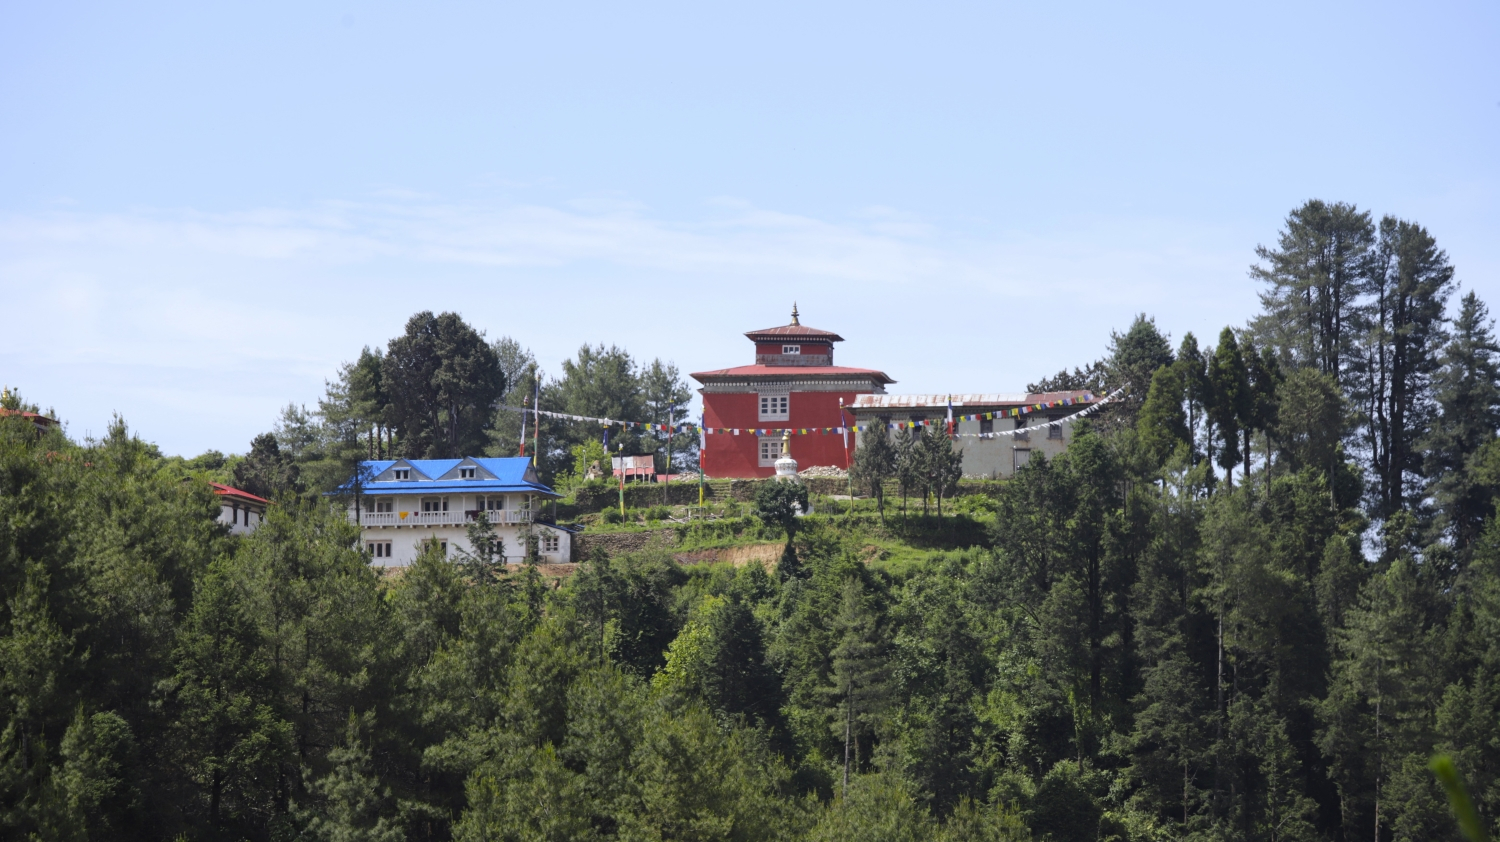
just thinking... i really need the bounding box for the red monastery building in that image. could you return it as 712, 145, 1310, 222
692, 306, 894, 478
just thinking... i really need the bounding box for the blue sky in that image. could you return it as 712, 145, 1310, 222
2, 1, 1497, 456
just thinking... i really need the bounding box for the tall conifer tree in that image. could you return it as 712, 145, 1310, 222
1423, 291, 1500, 553
1357, 218, 1455, 518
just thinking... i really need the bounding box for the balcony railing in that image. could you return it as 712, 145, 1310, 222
355, 509, 534, 527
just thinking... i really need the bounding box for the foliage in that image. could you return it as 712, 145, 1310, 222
754, 480, 811, 579
232, 432, 301, 498
850, 423, 896, 523
383, 310, 506, 459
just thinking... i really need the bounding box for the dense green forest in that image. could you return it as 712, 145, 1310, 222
4, 200, 1500, 841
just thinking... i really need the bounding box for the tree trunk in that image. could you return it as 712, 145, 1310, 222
843, 695, 852, 799
1243, 428, 1252, 486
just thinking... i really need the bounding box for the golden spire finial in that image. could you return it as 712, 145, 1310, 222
790, 302, 800, 326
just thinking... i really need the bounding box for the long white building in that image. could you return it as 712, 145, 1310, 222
849, 391, 1095, 478
347, 456, 573, 566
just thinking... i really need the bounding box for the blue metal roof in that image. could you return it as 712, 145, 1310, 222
341, 456, 558, 497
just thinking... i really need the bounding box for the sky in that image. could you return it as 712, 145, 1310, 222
2, 0, 1497, 456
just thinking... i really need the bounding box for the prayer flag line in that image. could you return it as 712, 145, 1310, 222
496, 388, 1121, 438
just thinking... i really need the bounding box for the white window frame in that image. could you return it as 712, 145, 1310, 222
758, 390, 789, 422
393, 468, 410, 480
782, 345, 801, 355
422, 497, 447, 513
540, 531, 560, 554
759, 438, 785, 467
478, 495, 505, 511
368, 541, 392, 559
1048, 419, 1064, 440
459, 467, 476, 479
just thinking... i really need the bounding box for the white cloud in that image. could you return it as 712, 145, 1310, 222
0, 193, 1259, 455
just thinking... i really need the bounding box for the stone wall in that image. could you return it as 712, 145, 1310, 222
561, 476, 1005, 517
571, 528, 679, 560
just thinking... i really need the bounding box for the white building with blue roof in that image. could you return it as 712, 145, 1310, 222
346, 456, 573, 566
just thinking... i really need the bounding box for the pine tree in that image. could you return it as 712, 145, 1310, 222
1137, 364, 1190, 469
1319, 551, 1442, 842
894, 428, 919, 521
752, 481, 810, 580
297, 713, 403, 842
383, 311, 506, 459
1244, 341, 1283, 484
167, 560, 293, 835
917, 429, 964, 518
1422, 291, 1500, 554
850, 423, 897, 524
232, 432, 301, 499
828, 578, 890, 797
1357, 217, 1455, 519
1177, 332, 1209, 466
1208, 328, 1250, 487
1250, 199, 1375, 382
1106, 313, 1176, 425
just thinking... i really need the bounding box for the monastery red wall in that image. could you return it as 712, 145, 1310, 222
701, 391, 859, 479
755, 341, 833, 356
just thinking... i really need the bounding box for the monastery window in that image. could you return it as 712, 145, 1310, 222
758, 393, 789, 421
782, 345, 801, 355
1013, 449, 1031, 472
459, 467, 476, 479
541, 531, 560, 554
980, 418, 994, 436
368, 541, 392, 559
1014, 417, 1030, 442
759, 438, 785, 467
1048, 419, 1064, 440
393, 469, 410, 480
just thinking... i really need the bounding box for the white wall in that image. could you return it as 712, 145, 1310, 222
218, 503, 264, 535
852, 413, 1074, 479
357, 524, 571, 567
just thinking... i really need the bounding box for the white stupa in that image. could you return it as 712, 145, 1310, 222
773, 432, 799, 481
772, 433, 811, 514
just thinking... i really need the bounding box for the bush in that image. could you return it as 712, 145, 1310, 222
601, 507, 624, 524
644, 505, 672, 522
